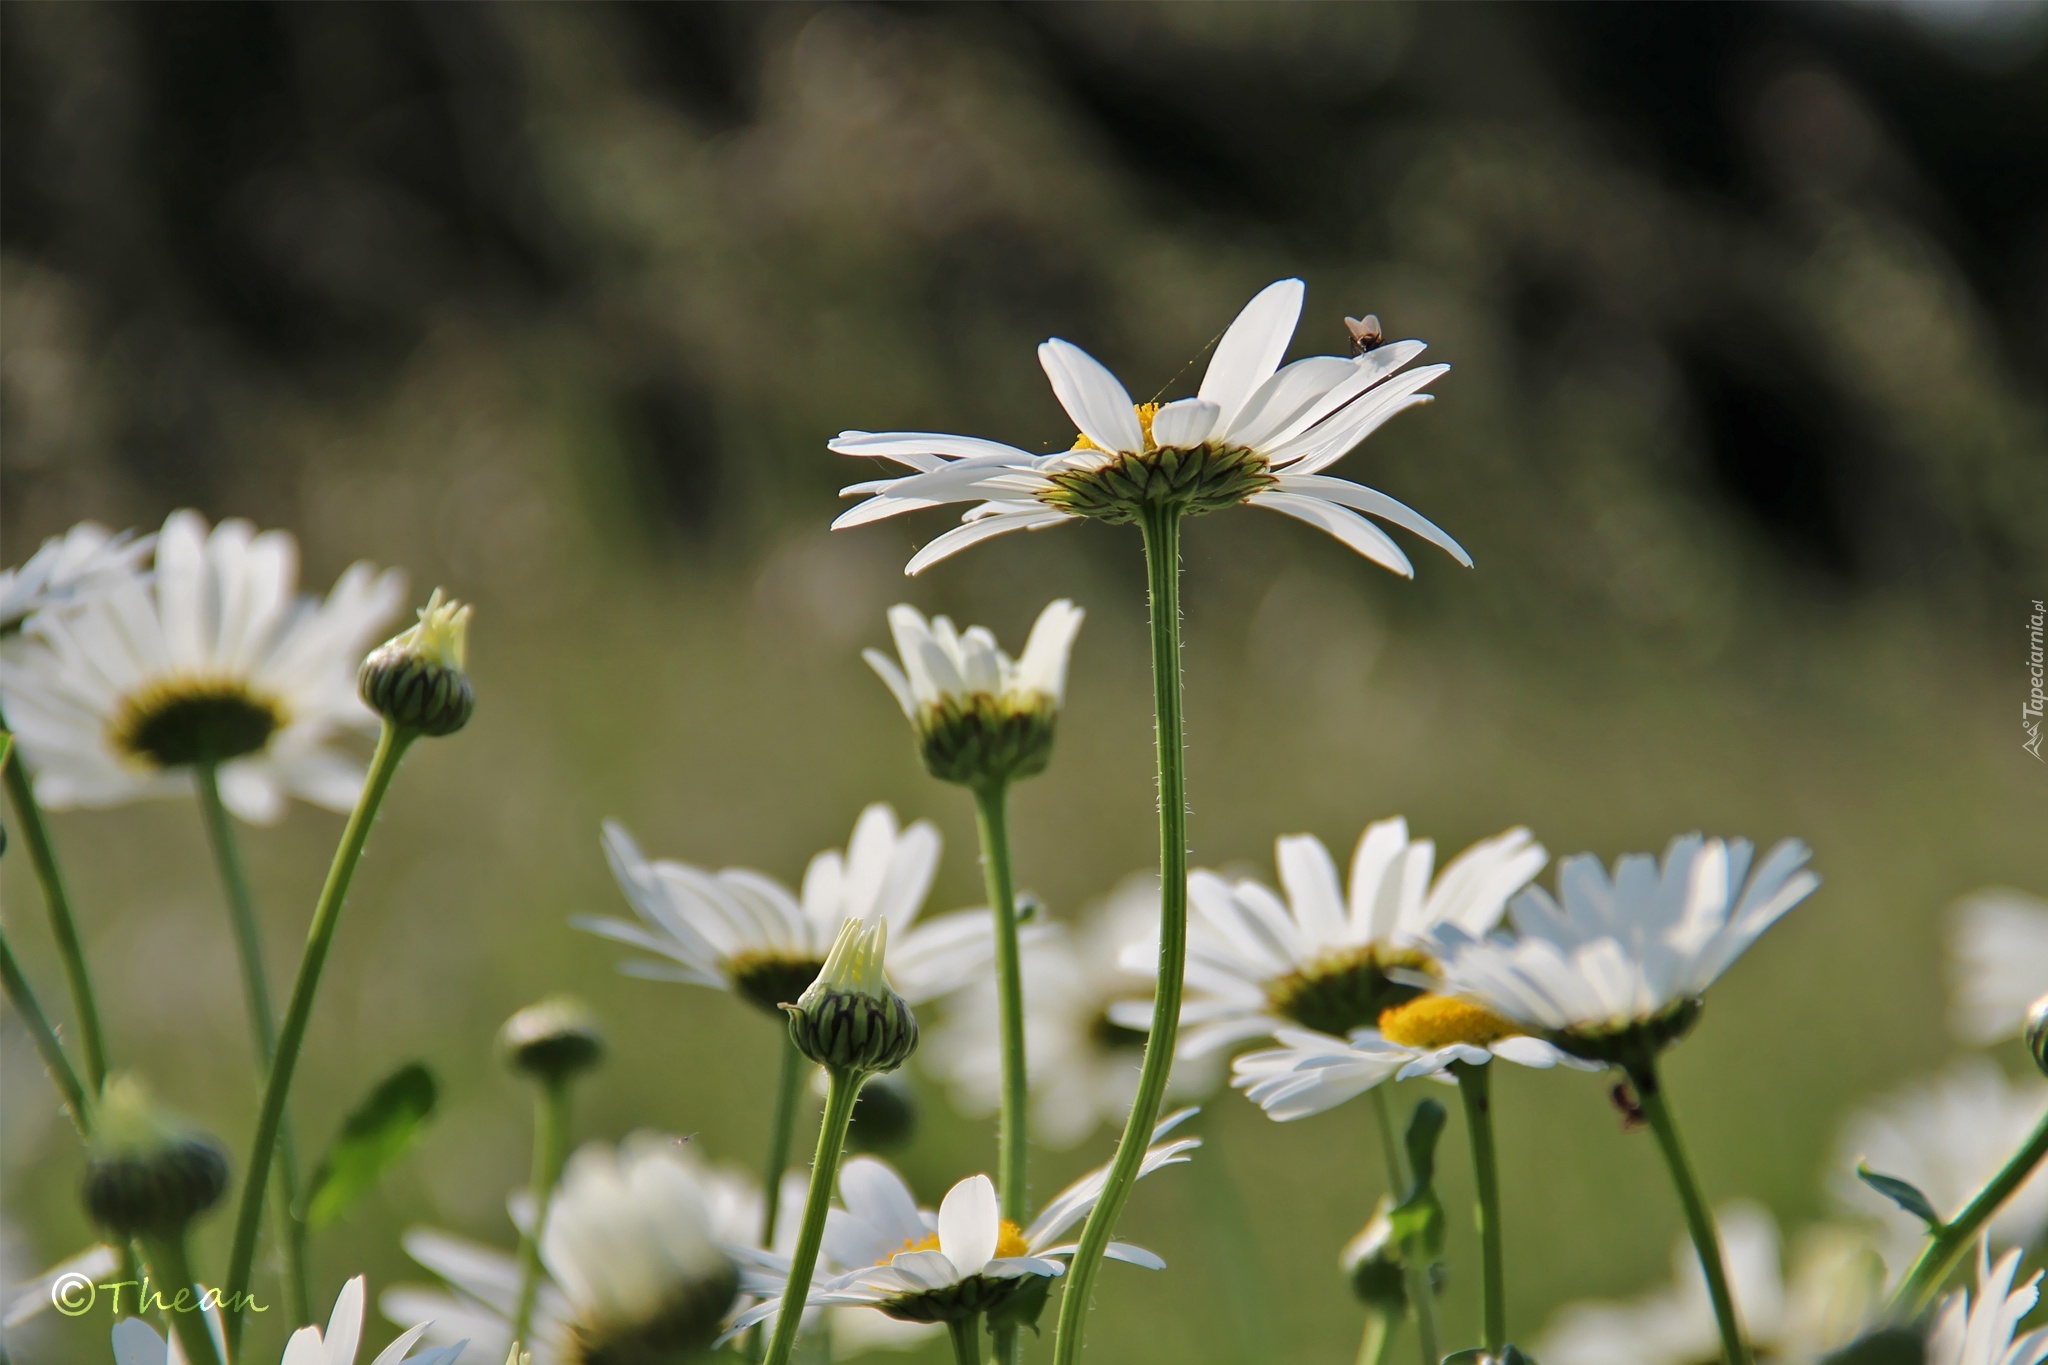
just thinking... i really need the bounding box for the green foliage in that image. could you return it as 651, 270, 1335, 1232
305, 1063, 438, 1230
1856, 1162, 1943, 1230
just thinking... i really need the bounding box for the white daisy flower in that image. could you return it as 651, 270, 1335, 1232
1112, 818, 1547, 1059
1949, 889, 2048, 1045
927, 875, 1221, 1148
113, 1276, 456, 1365
1427, 834, 1820, 1059
864, 600, 1084, 787
1, 1238, 118, 1331
1834, 1061, 2048, 1273
581, 803, 996, 1016
1536, 1204, 1883, 1365
385, 1138, 830, 1365
829, 279, 1469, 577
0, 509, 406, 824
730, 1112, 1199, 1335
1231, 996, 1597, 1123
1927, 1247, 2048, 1365
0, 522, 152, 636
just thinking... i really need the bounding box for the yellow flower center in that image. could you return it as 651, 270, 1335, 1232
1377, 994, 1521, 1050
109, 674, 286, 769
1071, 402, 1161, 454
889, 1220, 1030, 1264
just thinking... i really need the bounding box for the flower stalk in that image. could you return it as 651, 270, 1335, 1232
1, 717, 108, 1089
512, 1074, 574, 1346
947, 1312, 984, 1365
222, 722, 415, 1356
194, 760, 312, 1327
1052, 502, 1188, 1365
762, 1065, 863, 1365
1454, 1062, 1506, 1352
142, 1229, 225, 1365
1627, 1055, 1751, 1365
973, 779, 1029, 1365
1888, 1105, 2048, 1318
1371, 1090, 1441, 1365
0, 919, 91, 1136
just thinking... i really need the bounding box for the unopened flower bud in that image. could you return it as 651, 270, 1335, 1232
360, 588, 473, 736
785, 919, 918, 1075
1341, 1200, 1406, 1314
2027, 995, 2048, 1078
82, 1076, 229, 1239
500, 995, 605, 1086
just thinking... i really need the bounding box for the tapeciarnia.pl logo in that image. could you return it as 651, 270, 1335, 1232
2026, 598, 2045, 762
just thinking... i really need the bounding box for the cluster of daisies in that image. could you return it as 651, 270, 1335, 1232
2, 277, 2045, 1365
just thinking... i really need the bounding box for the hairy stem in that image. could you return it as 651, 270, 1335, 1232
194, 762, 311, 1327
1630, 1055, 1751, 1365
972, 780, 1029, 1365
763, 1067, 863, 1365
1371, 1089, 1440, 1365
1051, 504, 1187, 1365
223, 724, 414, 1357
1455, 1063, 1506, 1352
1, 719, 108, 1089
946, 1313, 983, 1365
143, 1230, 224, 1365
0, 919, 91, 1136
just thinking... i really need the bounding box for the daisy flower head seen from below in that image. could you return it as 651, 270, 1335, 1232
1428, 833, 1820, 1065
1834, 1061, 2048, 1273
1927, 1247, 2048, 1365
1536, 1204, 1883, 1365
728, 1112, 1198, 1336
1114, 817, 1547, 1059
829, 279, 1470, 576
928, 874, 1221, 1147
583, 803, 996, 1018
0, 509, 406, 825
1948, 888, 2048, 1045
0, 521, 152, 637
865, 599, 1083, 788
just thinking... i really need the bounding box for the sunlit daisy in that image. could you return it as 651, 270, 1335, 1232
730, 1112, 1199, 1336
0, 522, 151, 637
864, 599, 1083, 787
1949, 888, 2048, 1045
1834, 1061, 2048, 1272
928, 875, 1220, 1147
112, 1276, 456, 1365
0, 509, 406, 824
1536, 1204, 1882, 1365
582, 803, 995, 1015
1231, 993, 1596, 1122
1427, 834, 1819, 1062
1113, 818, 1547, 1059
1927, 1247, 2048, 1365
829, 279, 1468, 576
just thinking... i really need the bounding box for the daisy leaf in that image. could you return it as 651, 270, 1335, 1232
1855, 1162, 1943, 1229
306, 1062, 438, 1229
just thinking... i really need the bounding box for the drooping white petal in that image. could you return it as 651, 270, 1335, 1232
1270, 473, 1472, 567
1248, 491, 1415, 576
905, 509, 1071, 576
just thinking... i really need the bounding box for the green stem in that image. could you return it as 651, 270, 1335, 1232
142, 1230, 224, 1365
222, 724, 414, 1357
750, 1035, 812, 1363
1630, 1056, 1751, 1365
1355, 1311, 1397, 1365
1371, 1090, 1440, 1365
0, 719, 108, 1089
971, 780, 1028, 1365
513, 1075, 574, 1346
1455, 1063, 1506, 1352
1890, 1105, 2048, 1318
193, 762, 311, 1328
946, 1313, 982, 1365
1051, 503, 1187, 1365
764, 1066, 863, 1365
0, 919, 91, 1136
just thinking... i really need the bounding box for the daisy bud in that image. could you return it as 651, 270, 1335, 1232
864, 602, 1083, 789
82, 1076, 229, 1239
499, 995, 606, 1086
2026, 994, 2048, 1078
785, 918, 919, 1076
359, 588, 474, 737
1341, 1200, 1407, 1314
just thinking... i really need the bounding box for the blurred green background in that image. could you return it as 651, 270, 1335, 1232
3, 2, 2046, 1361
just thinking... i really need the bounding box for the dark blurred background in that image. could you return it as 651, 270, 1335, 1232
3, 3, 2045, 1362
